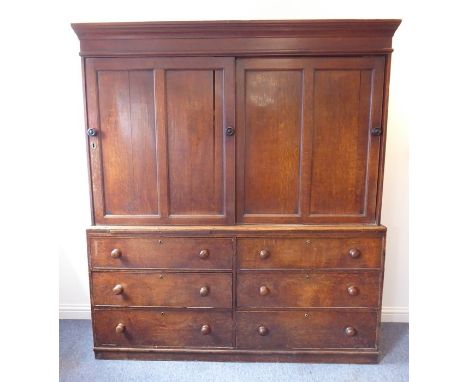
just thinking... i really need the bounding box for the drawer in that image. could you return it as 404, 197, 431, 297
94, 309, 233, 348
237, 272, 380, 308
92, 272, 232, 308
236, 311, 377, 349
237, 237, 382, 269
89, 237, 233, 269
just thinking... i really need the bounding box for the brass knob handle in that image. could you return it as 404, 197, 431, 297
199, 286, 210, 297
259, 285, 270, 296
199, 249, 209, 259
348, 248, 361, 259
112, 284, 124, 295
345, 326, 357, 337
115, 323, 125, 334
87, 128, 97, 137
110, 248, 122, 259
201, 324, 211, 335
259, 249, 270, 260
257, 325, 269, 336
347, 286, 359, 296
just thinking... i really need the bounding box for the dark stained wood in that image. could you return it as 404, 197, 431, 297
237, 57, 385, 224
236, 311, 377, 349
92, 272, 232, 308
85, 57, 235, 225
94, 309, 233, 348
94, 348, 379, 363
241, 67, 303, 216
165, 69, 223, 217
237, 236, 383, 269
94, 69, 159, 216
74, 19, 399, 364
71, 19, 401, 57
237, 272, 380, 308
89, 237, 233, 270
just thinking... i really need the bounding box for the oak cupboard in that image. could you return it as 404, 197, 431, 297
72, 19, 400, 363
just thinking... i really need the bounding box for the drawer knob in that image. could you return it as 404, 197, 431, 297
201, 324, 211, 335
110, 248, 122, 259
257, 325, 269, 336
199, 286, 210, 297
259, 285, 270, 296
348, 248, 361, 259
199, 249, 209, 259
259, 249, 270, 260
347, 285, 359, 296
345, 326, 357, 337
115, 323, 125, 334
112, 284, 124, 295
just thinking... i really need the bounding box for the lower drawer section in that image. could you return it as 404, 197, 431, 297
94, 309, 233, 348
236, 311, 377, 349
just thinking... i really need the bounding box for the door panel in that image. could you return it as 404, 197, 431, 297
85, 58, 235, 225
97, 70, 159, 216
166, 70, 224, 216
236, 57, 385, 224
243, 70, 303, 216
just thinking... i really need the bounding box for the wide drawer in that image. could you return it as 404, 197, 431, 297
89, 237, 233, 269
94, 309, 233, 348
92, 271, 232, 308
236, 311, 377, 349
237, 237, 383, 269
237, 272, 380, 308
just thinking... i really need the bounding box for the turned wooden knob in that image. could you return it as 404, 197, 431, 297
347, 286, 359, 296
110, 248, 122, 259
201, 324, 211, 335
345, 326, 357, 337
112, 284, 124, 295
115, 323, 125, 334
257, 325, 269, 336
199, 249, 209, 259
259, 249, 270, 260
259, 285, 270, 296
348, 248, 361, 259
199, 286, 210, 297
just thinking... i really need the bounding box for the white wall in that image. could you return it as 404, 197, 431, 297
26, 0, 408, 322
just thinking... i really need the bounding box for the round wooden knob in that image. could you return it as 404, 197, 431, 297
348, 248, 361, 259
110, 248, 122, 259
259, 249, 270, 260
115, 323, 125, 334
199, 249, 209, 259
345, 326, 357, 337
259, 285, 270, 296
200, 324, 211, 335
112, 284, 124, 295
347, 286, 359, 296
199, 286, 210, 297
257, 325, 269, 336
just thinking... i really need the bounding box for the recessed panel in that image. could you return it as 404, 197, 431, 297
98, 70, 158, 215
166, 70, 224, 216
243, 70, 303, 215
309, 69, 372, 215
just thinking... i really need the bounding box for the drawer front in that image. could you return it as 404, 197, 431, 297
238, 237, 382, 269
90, 237, 233, 269
94, 309, 233, 348
92, 272, 232, 308
237, 272, 380, 308
236, 311, 377, 349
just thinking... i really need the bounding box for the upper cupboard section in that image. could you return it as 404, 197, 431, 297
85, 57, 235, 225
236, 57, 385, 224
85, 56, 385, 225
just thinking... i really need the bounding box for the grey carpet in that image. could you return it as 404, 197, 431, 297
60, 320, 408, 382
